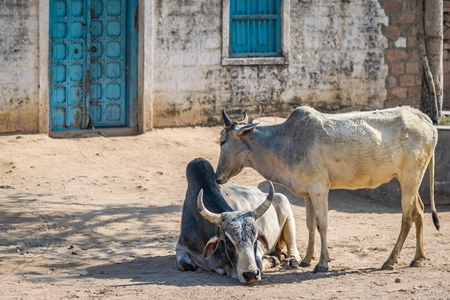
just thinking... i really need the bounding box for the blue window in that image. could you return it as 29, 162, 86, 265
229, 0, 281, 58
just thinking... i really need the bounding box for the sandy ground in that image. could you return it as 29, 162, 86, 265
0, 126, 449, 299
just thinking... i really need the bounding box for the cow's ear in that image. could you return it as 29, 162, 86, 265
235, 123, 258, 137
257, 231, 270, 251
203, 235, 221, 258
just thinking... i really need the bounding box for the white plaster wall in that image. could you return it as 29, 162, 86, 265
288, 0, 389, 109
138, 0, 156, 132
0, 1, 40, 132
0, 0, 390, 132
39, 0, 49, 133
151, 0, 389, 127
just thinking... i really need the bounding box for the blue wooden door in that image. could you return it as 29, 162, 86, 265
50, 0, 138, 131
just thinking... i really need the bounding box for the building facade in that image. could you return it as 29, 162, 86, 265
0, 0, 447, 134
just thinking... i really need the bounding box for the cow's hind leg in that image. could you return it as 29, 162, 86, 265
258, 244, 281, 271
410, 193, 425, 267
300, 196, 316, 267
382, 180, 422, 270
262, 254, 281, 269
279, 208, 301, 267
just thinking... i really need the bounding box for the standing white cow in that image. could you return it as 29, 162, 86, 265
215, 106, 439, 272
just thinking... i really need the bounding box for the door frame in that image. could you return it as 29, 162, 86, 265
39, 0, 151, 137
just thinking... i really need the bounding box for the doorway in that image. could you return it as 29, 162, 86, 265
49, 0, 138, 132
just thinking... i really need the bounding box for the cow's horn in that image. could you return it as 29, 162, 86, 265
197, 189, 222, 225
222, 110, 233, 127
252, 181, 274, 220
243, 112, 249, 125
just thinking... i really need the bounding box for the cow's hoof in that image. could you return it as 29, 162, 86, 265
312, 264, 328, 273
178, 261, 197, 272
381, 262, 394, 270
268, 256, 281, 267
299, 260, 311, 268
409, 260, 423, 268
269, 251, 285, 261
288, 256, 299, 268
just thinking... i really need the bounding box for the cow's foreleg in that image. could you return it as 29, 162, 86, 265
176, 243, 198, 271
309, 189, 330, 273
300, 196, 316, 267
410, 193, 425, 267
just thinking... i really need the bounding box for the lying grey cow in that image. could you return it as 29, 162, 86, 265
216, 106, 439, 273
176, 158, 300, 284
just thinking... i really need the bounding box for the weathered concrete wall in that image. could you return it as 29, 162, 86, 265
0, 1, 39, 133
1, 0, 448, 133
353, 127, 450, 206
151, 0, 389, 127
151, 0, 223, 127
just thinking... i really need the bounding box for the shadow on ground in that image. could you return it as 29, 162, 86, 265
257, 180, 450, 214
81, 254, 383, 287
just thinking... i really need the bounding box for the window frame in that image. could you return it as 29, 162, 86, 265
221, 0, 290, 66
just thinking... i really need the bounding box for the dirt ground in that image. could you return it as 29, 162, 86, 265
1, 126, 449, 299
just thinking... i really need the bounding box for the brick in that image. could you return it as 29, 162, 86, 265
404, 98, 420, 107
385, 26, 400, 38
400, 75, 415, 86
387, 75, 398, 87
444, 73, 450, 85
406, 62, 420, 74
411, 50, 420, 61
407, 36, 416, 47
415, 75, 422, 86
390, 87, 408, 98
389, 62, 404, 74
385, 0, 401, 12
384, 98, 408, 108
408, 86, 421, 98
386, 49, 408, 61
388, 97, 417, 107
397, 14, 415, 24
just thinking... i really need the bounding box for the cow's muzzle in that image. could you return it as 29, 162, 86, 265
242, 270, 260, 284
215, 174, 228, 184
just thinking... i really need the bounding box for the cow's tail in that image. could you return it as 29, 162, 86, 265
429, 154, 440, 231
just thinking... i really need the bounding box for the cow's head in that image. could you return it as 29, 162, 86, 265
197, 182, 274, 284
215, 110, 258, 184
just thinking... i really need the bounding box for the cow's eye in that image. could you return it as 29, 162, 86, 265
220, 140, 226, 146
224, 236, 237, 258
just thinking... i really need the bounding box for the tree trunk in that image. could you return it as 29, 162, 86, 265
420, 0, 443, 124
